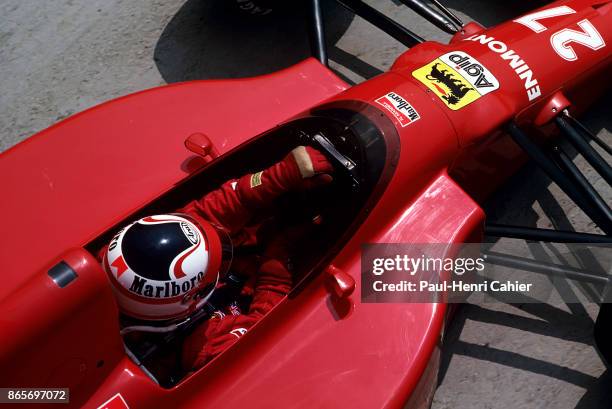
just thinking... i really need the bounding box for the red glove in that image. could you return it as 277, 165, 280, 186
236, 146, 333, 209
182, 254, 293, 371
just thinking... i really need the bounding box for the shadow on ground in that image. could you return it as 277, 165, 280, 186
154, 0, 550, 83
437, 101, 611, 407
445, 0, 537, 27
154, 0, 354, 82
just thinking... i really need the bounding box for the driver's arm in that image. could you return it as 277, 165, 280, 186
181, 220, 311, 370
178, 146, 333, 236
181, 258, 291, 370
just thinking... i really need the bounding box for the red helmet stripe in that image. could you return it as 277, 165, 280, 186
141, 216, 179, 223
173, 240, 202, 279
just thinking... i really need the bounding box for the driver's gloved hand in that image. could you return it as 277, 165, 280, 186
237, 146, 334, 209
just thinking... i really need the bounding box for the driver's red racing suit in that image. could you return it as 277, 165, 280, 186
176, 146, 333, 370
97, 146, 331, 370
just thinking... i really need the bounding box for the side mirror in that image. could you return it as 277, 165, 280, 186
325, 265, 355, 299
184, 133, 218, 162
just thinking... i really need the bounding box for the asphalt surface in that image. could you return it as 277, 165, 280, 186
1, 1, 610, 408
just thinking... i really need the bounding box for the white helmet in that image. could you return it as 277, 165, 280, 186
103, 214, 231, 322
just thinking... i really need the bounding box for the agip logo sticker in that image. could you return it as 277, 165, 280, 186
375, 92, 420, 127
412, 51, 499, 110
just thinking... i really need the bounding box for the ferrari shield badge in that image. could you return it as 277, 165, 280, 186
412, 51, 499, 110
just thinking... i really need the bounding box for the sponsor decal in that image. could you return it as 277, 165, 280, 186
127, 271, 205, 298
375, 92, 420, 127
463, 34, 541, 101
180, 221, 199, 245
107, 229, 124, 252
230, 327, 248, 338
229, 302, 242, 316
412, 51, 499, 110
97, 393, 129, 409
250, 171, 263, 188
111, 255, 129, 278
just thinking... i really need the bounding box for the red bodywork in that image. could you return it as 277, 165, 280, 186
0, 1, 610, 407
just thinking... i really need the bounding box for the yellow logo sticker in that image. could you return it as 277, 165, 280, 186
250, 171, 263, 188
412, 51, 499, 110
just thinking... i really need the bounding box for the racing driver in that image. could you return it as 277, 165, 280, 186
101, 146, 334, 370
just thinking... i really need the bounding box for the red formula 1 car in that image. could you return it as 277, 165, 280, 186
1, 0, 611, 408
